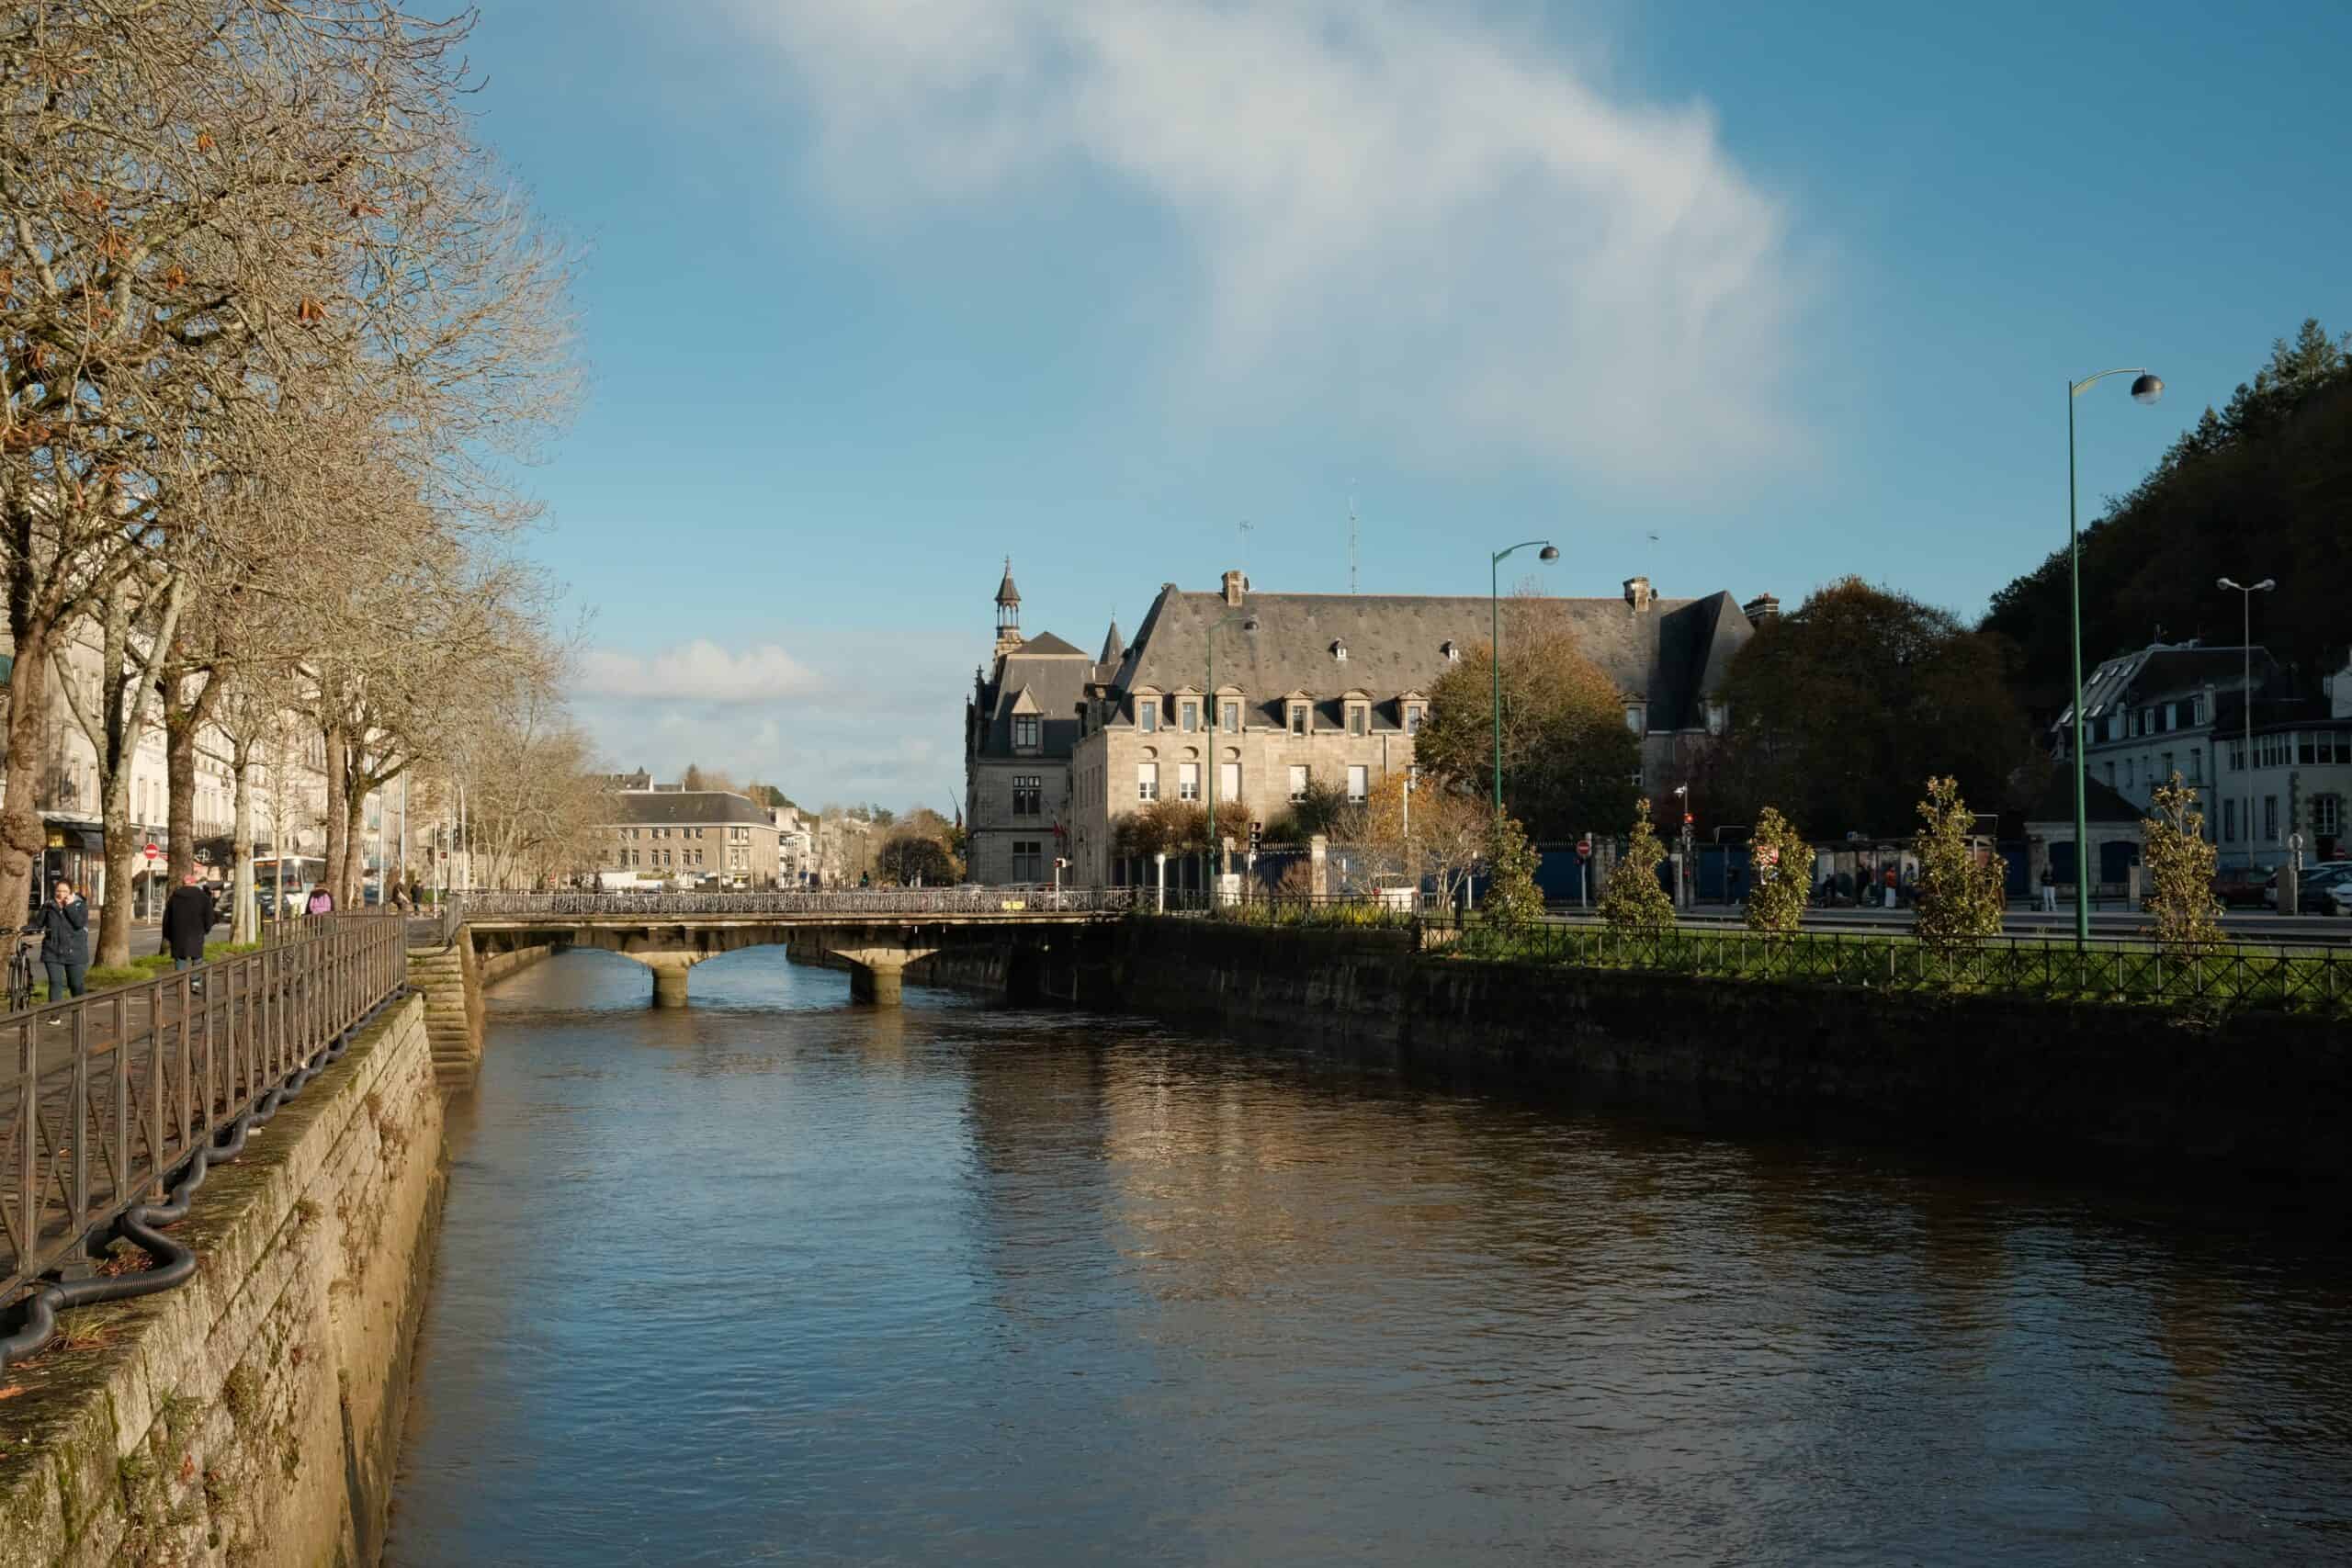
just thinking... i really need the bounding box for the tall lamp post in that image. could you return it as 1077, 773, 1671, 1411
2065, 366, 2164, 945
1205, 610, 1260, 888
2217, 576, 2276, 873
1489, 540, 1561, 810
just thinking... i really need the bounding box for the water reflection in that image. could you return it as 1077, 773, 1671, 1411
388, 947, 2352, 1567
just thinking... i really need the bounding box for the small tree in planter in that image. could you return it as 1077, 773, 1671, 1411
1600, 800, 1676, 930
1744, 807, 1811, 934
1912, 775, 2004, 953
1483, 812, 1543, 928
2143, 773, 2223, 954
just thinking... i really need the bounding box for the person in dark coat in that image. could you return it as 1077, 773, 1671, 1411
163, 870, 213, 970
34, 878, 89, 1004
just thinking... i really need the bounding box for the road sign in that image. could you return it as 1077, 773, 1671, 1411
1758, 844, 1781, 869
142, 842, 160, 862
1575, 839, 1591, 861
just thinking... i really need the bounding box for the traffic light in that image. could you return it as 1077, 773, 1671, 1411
1683, 812, 1694, 828
1248, 819, 1261, 852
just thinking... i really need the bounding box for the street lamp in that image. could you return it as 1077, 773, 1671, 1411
2064, 366, 2163, 946
1490, 540, 1561, 810
2217, 576, 2277, 874
1205, 610, 1260, 889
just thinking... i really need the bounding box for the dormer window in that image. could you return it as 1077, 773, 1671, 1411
1441, 641, 1460, 663
1347, 703, 1368, 736
1137, 697, 1158, 733
1624, 704, 1646, 736
1289, 702, 1309, 736
1180, 699, 1199, 732
1405, 703, 1426, 734
1013, 716, 1041, 750
1331, 640, 1348, 662
1219, 698, 1240, 733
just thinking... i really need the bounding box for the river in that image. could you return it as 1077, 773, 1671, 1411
384, 948, 2352, 1566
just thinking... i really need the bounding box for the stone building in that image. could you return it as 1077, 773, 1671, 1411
962, 560, 1119, 885
1038, 568, 1757, 886
598, 784, 779, 888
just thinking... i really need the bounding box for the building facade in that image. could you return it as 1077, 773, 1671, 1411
598, 784, 781, 888
989, 568, 1757, 887
962, 561, 1115, 885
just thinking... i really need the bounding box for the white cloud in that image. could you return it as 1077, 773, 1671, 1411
575, 639, 816, 704
723, 0, 1815, 485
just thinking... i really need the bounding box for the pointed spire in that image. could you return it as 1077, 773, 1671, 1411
1098, 618, 1125, 667
995, 556, 1021, 607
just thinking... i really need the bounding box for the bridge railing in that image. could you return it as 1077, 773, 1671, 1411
2, 912, 409, 1309
454, 887, 1151, 919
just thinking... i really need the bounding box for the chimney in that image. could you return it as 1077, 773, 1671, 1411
1221, 569, 1248, 607
1742, 592, 1780, 625
1623, 576, 1654, 613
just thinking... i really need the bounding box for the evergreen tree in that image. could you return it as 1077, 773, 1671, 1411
1599, 800, 1675, 930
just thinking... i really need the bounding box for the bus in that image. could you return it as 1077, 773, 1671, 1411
251, 855, 327, 915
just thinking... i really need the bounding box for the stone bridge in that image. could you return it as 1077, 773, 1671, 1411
448, 889, 1140, 1007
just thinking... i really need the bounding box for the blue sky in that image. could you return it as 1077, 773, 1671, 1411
467, 0, 2352, 811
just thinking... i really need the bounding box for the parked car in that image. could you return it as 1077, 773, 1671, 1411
2328, 882, 2352, 918
2301, 864, 2352, 914
2212, 869, 2269, 908
2267, 860, 2352, 909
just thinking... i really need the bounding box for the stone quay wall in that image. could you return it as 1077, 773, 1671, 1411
0, 992, 445, 1567
1102, 920, 2352, 1187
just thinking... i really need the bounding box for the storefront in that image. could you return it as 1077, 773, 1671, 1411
36, 820, 104, 914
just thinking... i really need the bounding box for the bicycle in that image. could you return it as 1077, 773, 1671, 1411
8, 926, 40, 1012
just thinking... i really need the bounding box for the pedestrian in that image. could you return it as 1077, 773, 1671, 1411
1883, 863, 1898, 910
2039, 861, 2056, 913
163, 869, 213, 975
34, 877, 89, 1009
408, 877, 424, 908
304, 883, 335, 916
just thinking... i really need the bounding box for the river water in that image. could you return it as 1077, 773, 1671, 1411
384, 949, 2352, 1566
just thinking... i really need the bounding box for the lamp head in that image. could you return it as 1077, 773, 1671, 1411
2130, 372, 2164, 405
2256, 578, 2277, 592
2218, 577, 2239, 591
1538, 545, 1560, 562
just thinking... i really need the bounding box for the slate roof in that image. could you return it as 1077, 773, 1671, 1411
2059, 643, 2274, 730
2023, 772, 2143, 826
1098, 620, 1125, 669
996, 559, 1021, 606
1107, 585, 1751, 733
972, 630, 1095, 761
608, 790, 773, 827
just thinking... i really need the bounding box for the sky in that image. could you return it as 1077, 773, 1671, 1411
461, 0, 2352, 812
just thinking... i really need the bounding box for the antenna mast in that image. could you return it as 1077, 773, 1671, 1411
1348, 492, 1359, 594
1238, 517, 1254, 574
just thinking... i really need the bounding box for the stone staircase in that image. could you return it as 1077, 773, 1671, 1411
406, 938, 482, 1086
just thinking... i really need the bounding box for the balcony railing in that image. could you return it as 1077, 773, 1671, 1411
1, 913, 409, 1334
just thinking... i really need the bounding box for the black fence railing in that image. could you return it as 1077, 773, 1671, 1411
1450, 920, 2351, 1015
1, 912, 409, 1315
455, 888, 1148, 919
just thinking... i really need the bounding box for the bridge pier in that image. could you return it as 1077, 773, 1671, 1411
642, 953, 703, 1009
848, 959, 905, 1007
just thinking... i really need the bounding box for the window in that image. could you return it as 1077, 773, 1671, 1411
1014, 715, 1042, 749
2229, 738, 2245, 772
2125, 758, 2135, 789
2317, 796, 2343, 837
1178, 762, 1200, 802
1332, 640, 1348, 663
2302, 731, 2352, 764
2160, 752, 2172, 784
2222, 800, 2237, 842
1405, 704, 1424, 734
1137, 701, 1157, 735
1288, 764, 1309, 803
1012, 840, 1043, 882
1705, 701, 1726, 737
1181, 700, 1199, 732
1012, 775, 1041, 817
1442, 641, 1459, 662
1219, 761, 1240, 802
1220, 700, 1239, 733
2190, 749, 2202, 784
1625, 705, 1646, 736
2104, 761, 2115, 788
1136, 763, 1159, 802
1347, 705, 1367, 737
1346, 764, 1367, 802
1290, 703, 1308, 736
2264, 795, 2279, 842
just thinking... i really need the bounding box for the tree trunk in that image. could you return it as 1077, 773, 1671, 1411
323, 726, 348, 898
96, 765, 135, 969
0, 615, 54, 927
343, 784, 368, 908
231, 737, 256, 944
164, 682, 198, 886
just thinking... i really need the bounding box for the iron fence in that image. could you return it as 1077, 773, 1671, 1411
1, 912, 409, 1313
456, 887, 1148, 919
1451, 920, 2351, 1015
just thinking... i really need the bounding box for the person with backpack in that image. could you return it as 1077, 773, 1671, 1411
33, 878, 89, 1005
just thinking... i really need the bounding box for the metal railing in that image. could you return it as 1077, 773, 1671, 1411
1449, 920, 2351, 1015
455, 887, 1149, 919
1, 912, 409, 1314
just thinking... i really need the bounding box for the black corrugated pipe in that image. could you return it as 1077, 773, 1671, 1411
0, 989, 405, 1369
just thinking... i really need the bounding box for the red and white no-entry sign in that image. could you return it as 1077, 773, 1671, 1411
1575, 839, 1592, 861
142, 842, 161, 862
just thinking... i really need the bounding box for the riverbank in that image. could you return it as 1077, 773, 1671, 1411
0, 994, 445, 1567
1091, 920, 2352, 1189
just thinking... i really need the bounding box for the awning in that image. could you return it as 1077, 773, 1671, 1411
41, 819, 104, 852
